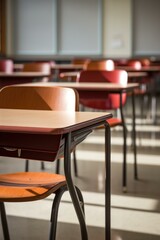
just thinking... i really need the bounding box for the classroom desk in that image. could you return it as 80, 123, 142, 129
51, 64, 84, 80
13, 63, 24, 71
16, 81, 139, 190
52, 64, 84, 70
0, 109, 112, 240
116, 65, 160, 72
0, 72, 50, 89
59, 71, 148, 82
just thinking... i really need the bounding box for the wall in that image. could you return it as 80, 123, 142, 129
6, 0, 103, 56
133, 0, 160, 57
6, 0, 160, 58
103, 0, 132, 58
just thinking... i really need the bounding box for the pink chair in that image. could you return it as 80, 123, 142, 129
0, 59, 14, 73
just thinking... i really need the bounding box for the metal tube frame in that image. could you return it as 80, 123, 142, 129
131, 91, 138, 179
119, 92, 128, 192
63, 121, 111, 240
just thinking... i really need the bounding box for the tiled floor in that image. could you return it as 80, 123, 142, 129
0, 99, 160, 240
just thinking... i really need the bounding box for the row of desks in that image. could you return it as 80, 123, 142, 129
0, 70, 148, 89
14, 62, 160, 72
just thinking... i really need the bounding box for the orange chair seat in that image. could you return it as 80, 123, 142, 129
0, 172, 66, 202
97, 118, 122, 129
107, 118, 122, 127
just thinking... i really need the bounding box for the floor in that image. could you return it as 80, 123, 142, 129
0, 97, 160, 240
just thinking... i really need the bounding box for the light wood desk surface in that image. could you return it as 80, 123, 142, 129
0, 72, 50, 78
0, 109, 111, 134
0, 72, 50, 89
14, 63, 84, 71
59, 71, 147, 81
116, 65, 160, 72
17, 81, 139, 93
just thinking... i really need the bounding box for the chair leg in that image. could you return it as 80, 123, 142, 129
49, 185, 85, 240
55, 152, 78, 177
122, 124, 128, 193
41, 162, 45, 170
0, 202, 10, 240
49, 186, 67, 240
55, 159, 60, 174
25, 159, 45, 172
25, 159, 29, 172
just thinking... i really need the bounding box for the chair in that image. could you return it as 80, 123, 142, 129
84, 59, 115, 71
72, 58, 89, 65
76, 70, 130, 191
72, 58, 90, 65
0, 59, 14, 73
23, 62, 51, 82
0, 85, 86, 240
127, 60, 151, 119
140, 58, 151, 67
23, 62, 51, 73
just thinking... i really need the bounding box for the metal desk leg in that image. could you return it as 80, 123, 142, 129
105, 122, 111, 240
64, 132, 88, 240
131, 91, 138, 179
120, 93, 128, 192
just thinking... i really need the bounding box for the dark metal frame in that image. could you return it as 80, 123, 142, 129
63, 120, 111, 240
119, 90, 137, 191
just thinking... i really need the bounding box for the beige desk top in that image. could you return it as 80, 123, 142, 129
0, 109, 112, 135
0, 72, 50, 77
16, 81, 139, 93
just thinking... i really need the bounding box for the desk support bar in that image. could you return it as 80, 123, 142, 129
120, 92, 128, 192
131, 91, 138, 179
64, 132, 88, 240
105, 122, 111, 240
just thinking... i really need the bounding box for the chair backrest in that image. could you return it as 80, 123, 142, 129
140, 58, 151, 66
0, 86, 79, 111
0, 59, 14, 73
84, 59, 115, 71
77, 70, 128, 110
72, 58, 90, 65
23, 62, 51, 74
127, 60, 142, 70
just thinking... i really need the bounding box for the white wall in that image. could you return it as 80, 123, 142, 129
103, 0, 132, 58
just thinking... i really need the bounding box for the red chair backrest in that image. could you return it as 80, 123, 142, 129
140, 58, 151, 66
127, 60, 142, 70
77, 70, 128, 110
0, 60, 14, 73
